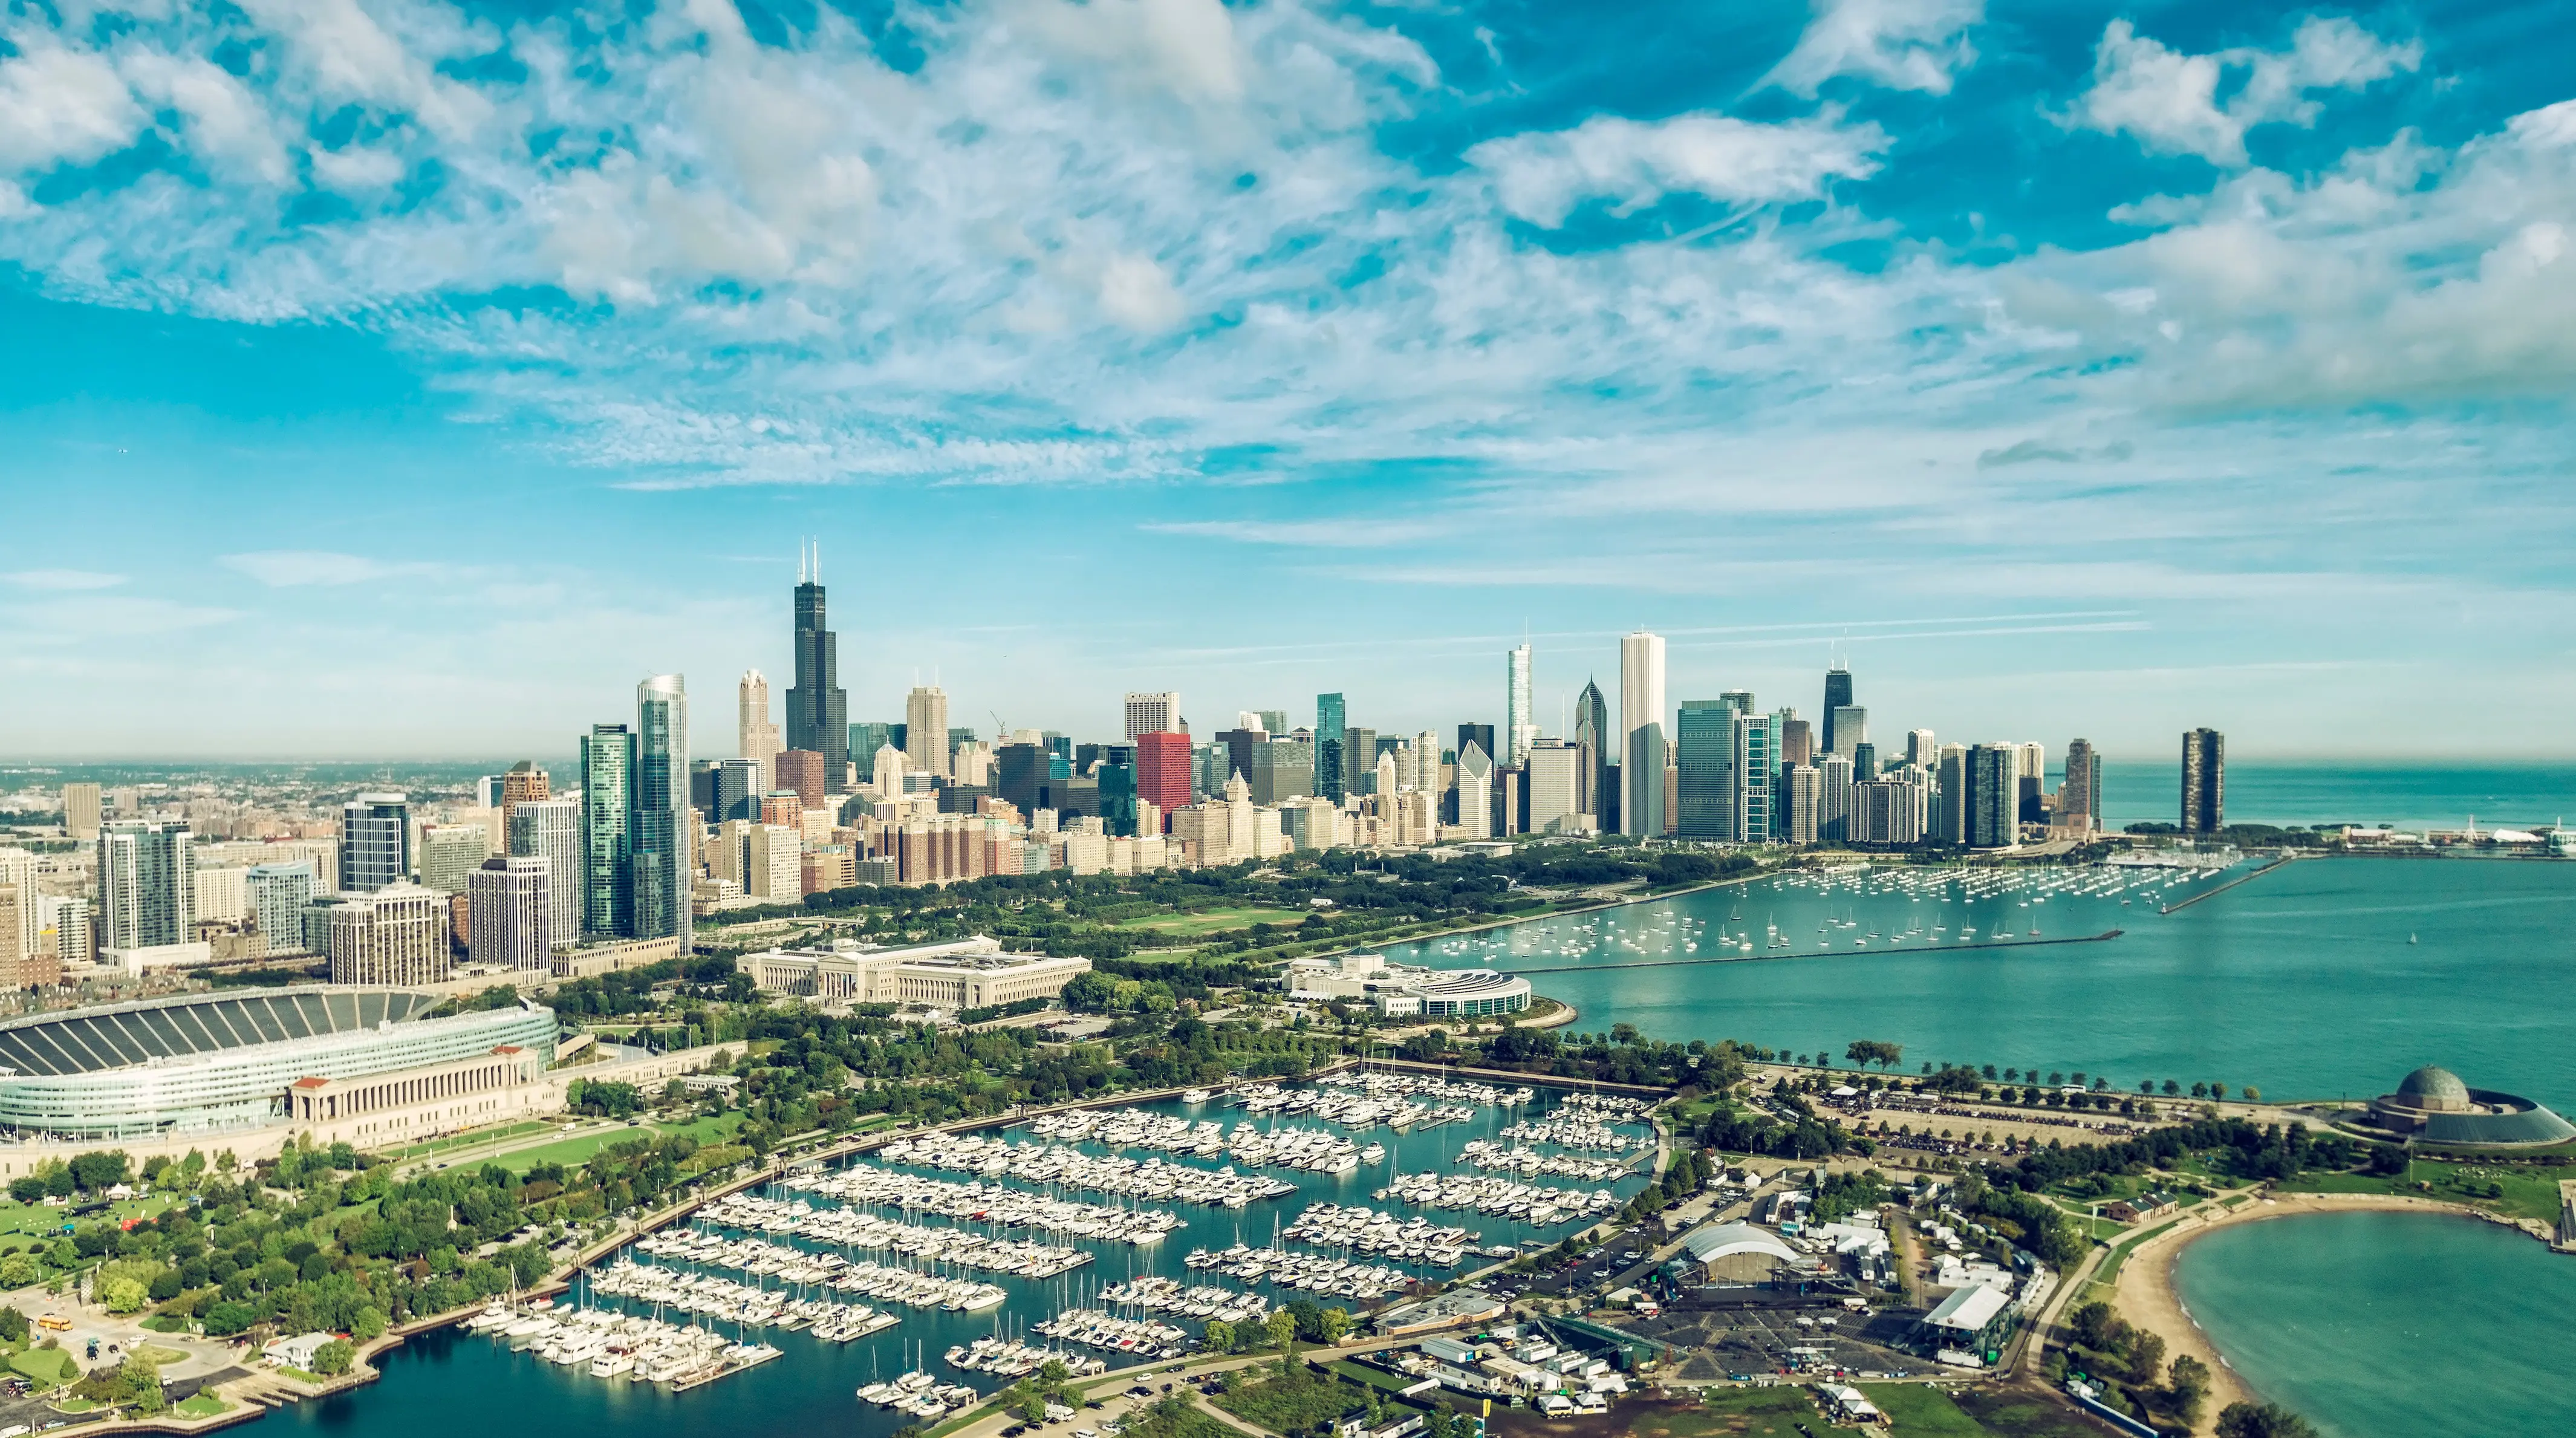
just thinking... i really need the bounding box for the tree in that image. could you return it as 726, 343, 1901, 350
1845, 1040, 1902, 1071
1201, 1319, 1234, 1354
1317, 1307, 1353, 1343
1263, 1307, 1296, 1351
100, 1277, 148, 1314
311, 1340, 356, 1377
2166, 1354, 2211, 1420
2216, 1402, 2318, 1438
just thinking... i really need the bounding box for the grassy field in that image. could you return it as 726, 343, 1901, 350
475, 1113, 746, 1175
174, 1393, 231, 1417
12, 1347, 77, 1388
2274, 1159, 2566, 1223
1860, 1384, 1991, 1435
1951, 1385, 2124, 1438
380, 1121, 555, 1163
0, 1193, 180, 1249
1113, 906, 1310, 936
1618, 1388, 1867, 1437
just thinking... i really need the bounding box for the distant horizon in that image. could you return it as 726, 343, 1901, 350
7, 754, 2576, 771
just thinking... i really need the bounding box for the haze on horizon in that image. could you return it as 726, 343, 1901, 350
2, 0, 2571, 760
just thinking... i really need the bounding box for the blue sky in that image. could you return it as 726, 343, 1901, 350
1, 0, 2571, 760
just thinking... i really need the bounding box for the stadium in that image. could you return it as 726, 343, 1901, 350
0, 989, 560, 1140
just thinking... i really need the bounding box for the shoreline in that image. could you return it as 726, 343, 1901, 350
2111, 1192, 2539, 1436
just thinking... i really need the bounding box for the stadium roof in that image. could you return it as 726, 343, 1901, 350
0, 989, 441, 1077
1683, 1222, 1801, 1266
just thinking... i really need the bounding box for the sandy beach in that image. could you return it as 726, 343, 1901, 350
2109, 1191, 2535, 1436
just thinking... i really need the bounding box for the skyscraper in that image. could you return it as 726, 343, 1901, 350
906, 686, 951, 779
1829, 705, 1868, 759
499, 761, 550, 822
1124, 692, 1180, 741
774, 750, 826, 810
1504, 643, 1534, 767
848, 721, 894, 769
1821, 663, 1854, 756
324, 883, 444, 986
1619, 631, 1666, 837
2182, 728, 2225, 836
1457, 724, 1495, 773
1968, 742, 2018, 849
1572, 678, 1610, 821
2061, 738, 2102, 834
1342, 726, 1377, 796
1675, 699, 1737, 840
1742, 708, 1779, 842
1313, 694, 1346, 803
739, 669, 785, 794
1098, 744, 1140, 838
509, 796, 582, 949
1780, 714, 1813, 766
1524, 740, 1579, 835
2016, 741, 2049, 823
338, 793, 411, 892
60, 783, 102, 841
1932, 744, 1968, 846
244, 862, 316, 957
1136, 732, 1192, 830
1456, 743, 1495, 836
467, 856, 553, 972
1817, 753, 1853, 843
1905, 729, 1938, 768
99, 821, 193, 951
579, 724, 635, 937
784, 546, 848, 780
631, 674, 691, 946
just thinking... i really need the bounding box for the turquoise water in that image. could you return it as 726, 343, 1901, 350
2173, 1212, 2576, 1438
272, 1088, 1647, 1438
1388, 856, 2576, 1109
2096, 761, 2576, 832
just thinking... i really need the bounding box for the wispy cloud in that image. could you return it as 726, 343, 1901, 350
2, 570, 127, 591
219, 551, 435, 587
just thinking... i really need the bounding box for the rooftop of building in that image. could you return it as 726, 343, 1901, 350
0, 987, 495, 1077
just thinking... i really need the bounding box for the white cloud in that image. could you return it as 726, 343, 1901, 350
220, 550, 405, 586
0, 39, 145, 172
2, 570, 128, 591
1466, 111, 1885, 227
1761, 0, 1981, 97
1097, 253, 1187, 332
119, 51, 291, 185
2073, 16, 2421, 166
234, 0, 493, 140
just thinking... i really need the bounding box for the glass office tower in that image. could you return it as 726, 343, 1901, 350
580, 724, 634, 937
631, 675, 691, 946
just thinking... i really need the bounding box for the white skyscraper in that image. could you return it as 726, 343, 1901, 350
1618, 630, 1667, 837
907, 686, 952, 778
738, 669, 784, 794
1124, 692, 1180, 741
1504, 643, 1534, 767
508, 797, 582, 949
1455, 744, 1493, 838
467, 856, 553, 972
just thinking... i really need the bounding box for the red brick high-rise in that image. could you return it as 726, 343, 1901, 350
775, 749, 827, 810
1136, 732, 1193, 833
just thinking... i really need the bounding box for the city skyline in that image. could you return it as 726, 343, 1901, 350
3, 0, 2573, 758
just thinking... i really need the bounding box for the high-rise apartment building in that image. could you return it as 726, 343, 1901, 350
784, 547, 848, 779
2182, 728, 2225, 836
1931, 744, 1968, 845
1313, 694, 1346, 803
1821, 664, 1854, 756
2016, 741, 2049, 824
467, 856, 553, 972
1504, 643, 1534, 767
1618, 631, 1666, 837
906, 686, 952, 779
1124, 692, 1180, 742
99, 821, 194, 951
580, 724, 635, 937
774, 750, 827, 810
1780, 714, 1814, 766
61, 783, 102, 841
1905, 729, 1938, 768
0, 848, 35, 974
1816, 753, 1853, 844
417, 824, 489, 894
1784, 766, 1820, 845
498, 761, 550, 824
1968, 742, 2018, 849
740, 669, 785, 795
338, 793, 411, 892
507, 796, 582, 950
1741, 706, 1778, 842
631, 674, 691, 946
2060, 738, 2103, 834
245, 862, 316, 957
323, 882, 445, 986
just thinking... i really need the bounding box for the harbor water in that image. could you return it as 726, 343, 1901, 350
1387, 856, 2576, 1110
2172, 1212, 2576, 1438
272, 1081, 1653, 1438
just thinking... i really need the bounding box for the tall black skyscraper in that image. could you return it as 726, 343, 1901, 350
786, 541, 849, 780
2182, 727, 2225, 836
1572, 678, 1610, 821
1821, 662, 1854, 756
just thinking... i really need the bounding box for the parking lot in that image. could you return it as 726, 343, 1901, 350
1613, 1303, 1931, 1383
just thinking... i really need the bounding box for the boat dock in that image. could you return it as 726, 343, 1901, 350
2161, 853, 2298, 913
1488, 928, 2124, 974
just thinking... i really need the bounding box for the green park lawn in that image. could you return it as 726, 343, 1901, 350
11, 1347, 78, 1388
174, 1393, 232, 1417
1859, 1384, 1995, 1436
0, 1192, 180, 1248
2275, 1159, 2565, 1223
1950, 1385, 2129, 1438
485, 1112, 746, 1175
1114, 906, 1309, 936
